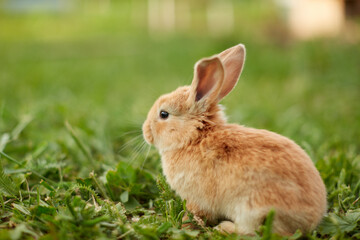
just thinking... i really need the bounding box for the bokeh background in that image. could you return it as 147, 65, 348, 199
1, 0, 359, 153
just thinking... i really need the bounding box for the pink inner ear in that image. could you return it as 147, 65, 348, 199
195, 61, 219, 101
192, 58, 224, 103
217, 45, 245, 100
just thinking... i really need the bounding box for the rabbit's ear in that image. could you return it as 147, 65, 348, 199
189, 56, 225, 108
217, 44, 246, 100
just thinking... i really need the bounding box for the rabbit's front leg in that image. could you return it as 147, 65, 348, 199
182, 202, 217, 228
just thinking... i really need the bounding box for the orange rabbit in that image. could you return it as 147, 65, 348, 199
142, 44, 327, 235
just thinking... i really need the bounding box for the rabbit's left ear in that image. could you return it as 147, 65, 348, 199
217, 44, 246, 100
189, 56, 225, 109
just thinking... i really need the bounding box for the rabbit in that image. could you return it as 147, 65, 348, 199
142, 44, 327, 236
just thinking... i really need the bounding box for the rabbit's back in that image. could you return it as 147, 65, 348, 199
199, 124, 327, 230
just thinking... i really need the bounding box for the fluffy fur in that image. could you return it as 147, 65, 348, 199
142, 44, 327, 236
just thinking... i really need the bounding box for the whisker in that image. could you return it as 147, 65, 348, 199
140, 144, 152, 170
132, 141, 146, 158
117, 135, 143, 154
118, 119, 143, 128
126, 141, 147, 168
116, 130, 142, 139
136, 141, 148, 159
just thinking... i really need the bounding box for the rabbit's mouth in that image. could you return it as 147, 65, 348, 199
142, 121, 154, 145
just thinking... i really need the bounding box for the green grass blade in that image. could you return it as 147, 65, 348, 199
0, 133, 10, 152
65, 121, 95, 165
0, 152, 55, 184
11, 115, 33, 141
0, 163, 18, 197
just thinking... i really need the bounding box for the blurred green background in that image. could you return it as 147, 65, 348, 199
1, 0, 359, 153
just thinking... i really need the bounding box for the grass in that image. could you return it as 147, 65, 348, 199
0, 1, 360, 239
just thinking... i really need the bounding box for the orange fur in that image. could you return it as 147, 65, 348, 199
142, 44, 327, 236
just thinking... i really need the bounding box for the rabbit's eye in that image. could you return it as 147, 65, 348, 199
160, 110, 169, 119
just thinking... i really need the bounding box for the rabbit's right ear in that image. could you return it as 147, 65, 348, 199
188, 57, 225, 110
217, 44, 246, 101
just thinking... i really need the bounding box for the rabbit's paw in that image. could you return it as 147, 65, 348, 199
214, 221, 235, 234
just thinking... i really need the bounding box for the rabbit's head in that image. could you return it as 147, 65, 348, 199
143, 44, 246, 152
